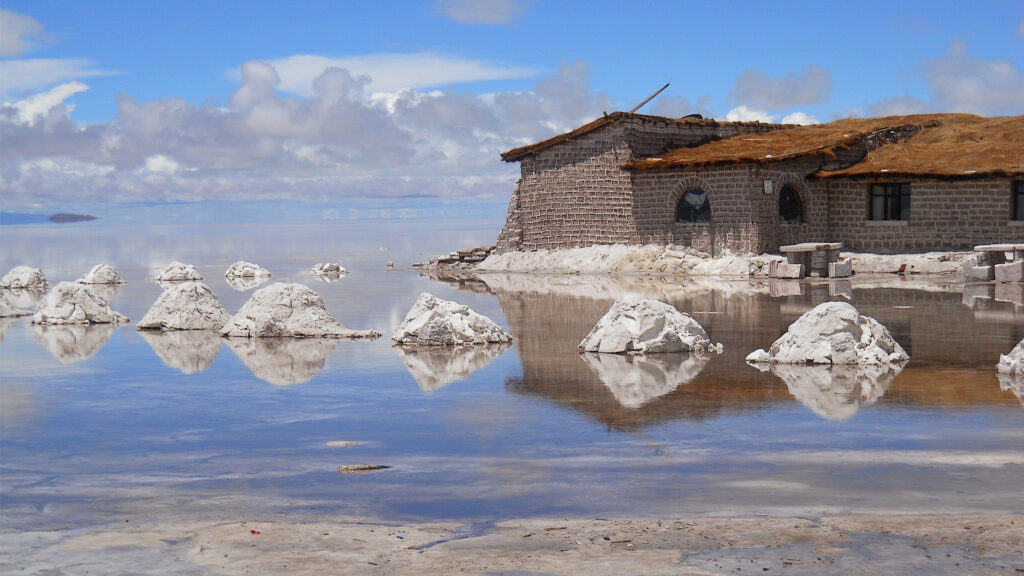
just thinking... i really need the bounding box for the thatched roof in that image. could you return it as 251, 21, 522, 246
624, 113, 1024, 178
816, 114, 1024, 178
625, 114, 953, 171
500, 111, 769, 163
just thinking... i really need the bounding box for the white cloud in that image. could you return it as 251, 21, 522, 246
780, 111, 819, 125
0, 58, 118, 96
923, 39, 1024, 115
435, 0, 525, 24
1018, 19, 1024, 36
866, 96, 931, 116
0, 59, 615, 210
0, 8, 46, 57
261, 53, 540, 96
2, 81, 88, 125
730, 65, 832, 111
725, 105, 776, 123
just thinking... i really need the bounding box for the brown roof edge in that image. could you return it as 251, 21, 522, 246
499, 111, 773, 163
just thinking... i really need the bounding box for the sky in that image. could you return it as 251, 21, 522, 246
1, 0, 1023, 222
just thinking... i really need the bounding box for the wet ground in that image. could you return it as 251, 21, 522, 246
1, 220, 1023, 573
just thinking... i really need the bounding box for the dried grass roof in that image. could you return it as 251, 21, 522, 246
815, 114, 1024, 178
625, 113, 1024, 178
625, 114, 954, 170
500, 111, 771, 162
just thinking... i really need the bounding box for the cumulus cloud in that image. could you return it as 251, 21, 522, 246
0, 59, 616, 210
780, 111, 819, 125
0, 8, 46, 57
725, 105, 776, 123
922, 39, 1024, 115
866, 96, 931, 117
262, 53, 539, 97
730, 65, 832, 111
436, 0, 525, 24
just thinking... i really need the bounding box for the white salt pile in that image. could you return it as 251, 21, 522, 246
1, 266, 48, 289
312, 262, 347, 279
31, 282, 129, 325
997, 339, 1024, 377
137, 281, 231, 331
154, 261, 203, 282
392, 292, 512, 346
579, 293, 718, 354
77, 264, 125, 284
580, 352, 708, 408
222, 282, 380, 339
225, 261, 271, 279
745, 301, 908, 365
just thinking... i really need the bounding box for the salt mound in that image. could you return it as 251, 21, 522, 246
392, 292, 512, 346
1, 292, 30, 317
225, 261, 271, 279
222, 282, 380, 339
579, 293, 716, 354
77, 264, 124, 284
154, 261, 202, 281
137, 281, 231, 331
312, 262, 347, 280
997, 339, 1024, 377
31, 282, 129, 325
745, 301, 908, 365
1, 266, 47, 289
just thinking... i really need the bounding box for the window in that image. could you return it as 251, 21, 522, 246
677, 188, 710, 223
1015, 181, 1024, 221
778, 185, 802, 224
869, 182, 911, 221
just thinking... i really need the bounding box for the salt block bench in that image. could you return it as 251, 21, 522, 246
974, 244, 1024, 283
777, 242, 844, 278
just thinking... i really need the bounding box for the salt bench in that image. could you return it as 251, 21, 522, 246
777, 242, 845, 278
973, 244, 1024, 283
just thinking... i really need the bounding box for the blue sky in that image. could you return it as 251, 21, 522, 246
1, 0, 1022, 221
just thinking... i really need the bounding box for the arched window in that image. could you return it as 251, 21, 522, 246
779, 185, 802, 224
677, 188, 710, 223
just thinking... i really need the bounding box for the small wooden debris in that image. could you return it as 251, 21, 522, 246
337, 464, 391, 473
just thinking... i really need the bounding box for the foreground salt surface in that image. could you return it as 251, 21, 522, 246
137, 281, 231, 331
477, 244, 972, 276
579, 293, 717, 354
222, 282, 380, 339
392, 292, 512, 346
746, 301, 908, 365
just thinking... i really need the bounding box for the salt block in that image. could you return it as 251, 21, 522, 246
828, 258, 853, 278
994, 260, 1024, 283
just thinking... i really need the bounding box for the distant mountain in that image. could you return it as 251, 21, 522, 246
49, 213, 99, 223
0, 212, 100, 225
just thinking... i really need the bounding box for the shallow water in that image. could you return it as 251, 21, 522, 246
1, 220, 1023, 533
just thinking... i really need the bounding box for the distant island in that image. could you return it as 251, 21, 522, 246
0, 212, 100, 225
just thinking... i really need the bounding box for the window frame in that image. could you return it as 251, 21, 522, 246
676, 188, 711, 224
868, 182, 911, 221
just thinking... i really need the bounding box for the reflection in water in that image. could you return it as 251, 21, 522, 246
84, 282, 121, 303
225, 274, 271, 291
0, 318, 15, 343
4, 287, 45, 310
997, 373, 1024, 407
394, 343, 511, 392
766, 362, 905, 420
225, 337, 338, 385
139, 330, 223, 374
579, 352, 708, 409
32, 323, 117, 364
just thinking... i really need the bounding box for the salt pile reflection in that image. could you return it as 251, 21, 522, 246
225, 274, 270, 291
394, 342, 511, 392
32, 323, 118, 364
4, 287, 45, 310
997, 373, 1024, 406
139, 330, 223, 374
225, 337, 338, 385
766, 361, 905, 420
579, 352, 708, 409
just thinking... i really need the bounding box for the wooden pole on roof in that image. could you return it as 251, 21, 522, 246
628, 83, 670, 114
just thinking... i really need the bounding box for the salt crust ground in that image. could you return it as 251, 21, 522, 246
5, 514, 1021, 575
477, 244, 973, 277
